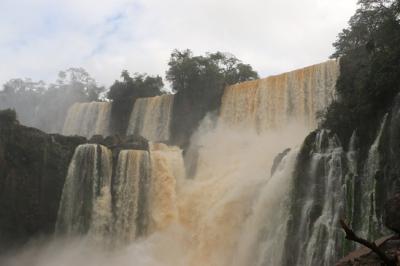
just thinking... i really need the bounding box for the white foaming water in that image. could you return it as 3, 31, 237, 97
360, 113, 388, 238
220, 60, 339, 131
126, 95, 174, 141
303, 131, 344, 266
177, 123, 307, 266
112, 150, 151, 244
148, 143, 185, 232
232, 148, 299, 266
2, 124, 307, 266
55, 144, 113, 240
2, 61, 339, 266
62, 102, 111, 138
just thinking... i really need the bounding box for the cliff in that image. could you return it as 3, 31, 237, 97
282, 91, 400, 265
0, 109, 86, 249
0, 109, 152, 250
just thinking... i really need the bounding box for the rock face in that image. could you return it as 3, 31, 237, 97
271, 148, 291, 176
170, 86, 223, 149
336, 236, 400, 266
335, 192, 400, 266
328, 93, 400, 265
0, 109, 86, 250
0, 109, 152, 250
283, 130, 346, 266
336, 192, 400, 266
385, 193, 400, 235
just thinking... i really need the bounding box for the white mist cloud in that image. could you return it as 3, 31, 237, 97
0, 0, 357, 87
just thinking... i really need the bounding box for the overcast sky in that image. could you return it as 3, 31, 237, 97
0, 0, 358, 87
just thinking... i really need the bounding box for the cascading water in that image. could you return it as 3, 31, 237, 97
283, 130, 345, 266
62, 102, 111, 138
127, 95, 174, 141
148, 143, 185, 232
359, 113, 388, 238
55, 144, 113, 240
220, 60, 339, 131
4, 61, 343, 266
343, 131, 358, 252
232, 148, 299, 266
112, 150, 151, 244
177, 124, 306, 266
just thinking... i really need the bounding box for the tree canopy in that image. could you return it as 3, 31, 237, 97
54, 67, 105, 101
166, 49, 258, 95
166, 49, 258, 147
106, 71, 164, 135
322, 0, 400, 144
0, 68, 104, 132
107, 71, 164, 102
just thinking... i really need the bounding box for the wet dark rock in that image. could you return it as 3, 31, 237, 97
336, 236, 400, 266
0, 109, 18, 125
125, 134, 148, 148
0, 110, 85, 250
89, 134, 104, 144
170, 89, 222, 150
271, 148, 291, 176
100, 134, 148, 150
103, 135, 122, 147
384, 193, 400, 235
109, 98, 133, 136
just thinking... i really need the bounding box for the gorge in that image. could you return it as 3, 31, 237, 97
1, 59, 365, 266
1, 1, 400, 262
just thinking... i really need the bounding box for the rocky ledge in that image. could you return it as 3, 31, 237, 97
337, 194, 400, 266
0, 109, 150, 251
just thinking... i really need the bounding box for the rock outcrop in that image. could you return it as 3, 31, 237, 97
0, 109, 151, 251
0, 109, 86, 249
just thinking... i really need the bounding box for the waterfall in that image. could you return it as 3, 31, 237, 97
112, 150, 151, 244
62, 102, 111, 138
7, 61, 347, 266
360, 113, 388, 238
283, 130, 345, 266
56, 144, 113, 240
220, 60, 339, 131
232, 149, 299, 266
148, 143, 185, 231
175, 119, 308, 266
343, 131, 358, 252
127, 95, 174, 141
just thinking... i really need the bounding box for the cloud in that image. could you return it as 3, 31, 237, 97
0, 0, 357, 87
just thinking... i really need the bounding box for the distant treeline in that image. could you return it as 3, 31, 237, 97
0, 68, 105, 133
0, 50, 258, 136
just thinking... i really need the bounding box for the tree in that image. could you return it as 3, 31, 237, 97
0, 68, 104, 133
323, 0, 400, 144
107, 71, 164, 102
53, 67, 105, 101
166, 49, 258, 94
339, 219, 397, 266
166, 49, 258, 147
106, 71, 164, 135
0, 78, 46, 128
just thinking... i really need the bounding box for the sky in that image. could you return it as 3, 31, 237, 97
0, 0, 358, 88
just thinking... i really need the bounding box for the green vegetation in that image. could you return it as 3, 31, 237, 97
0, 68, 104, 132
322, 0, 400, 146
107, 71, 164, 135
166, 49, 258, 99
0, 109, 17, 125
166, 49, 258, 147
107, 50, 258, 141
107, 71, 164, 102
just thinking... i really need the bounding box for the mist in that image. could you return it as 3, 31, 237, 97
0, 54, 337, 266
0, 68, 104, 133
0, 108, 309, 266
